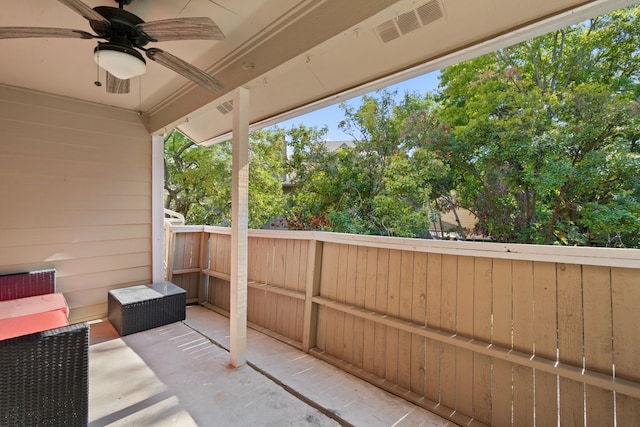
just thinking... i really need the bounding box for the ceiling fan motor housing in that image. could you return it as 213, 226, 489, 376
90, 6, 151, 47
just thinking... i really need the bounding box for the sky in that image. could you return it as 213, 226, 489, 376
274, 70, 441, 141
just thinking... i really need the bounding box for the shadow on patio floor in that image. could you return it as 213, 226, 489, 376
88, 306, 452, 427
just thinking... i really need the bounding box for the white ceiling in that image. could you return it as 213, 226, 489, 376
1, 0, 636, 143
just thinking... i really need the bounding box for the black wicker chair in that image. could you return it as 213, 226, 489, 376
0, 322, 89, 426
0, 270, 89, 426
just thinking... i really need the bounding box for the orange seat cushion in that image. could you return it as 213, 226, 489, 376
0, 293, 69, 320
0, 309, 69, 340
0, 293, 70, 340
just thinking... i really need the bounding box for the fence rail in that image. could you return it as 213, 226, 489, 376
166, 225, 640, 427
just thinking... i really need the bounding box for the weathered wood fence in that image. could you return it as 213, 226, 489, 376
166, 225, 640, 426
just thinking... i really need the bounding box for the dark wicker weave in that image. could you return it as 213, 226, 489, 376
0, 269, 56, 301
108, 282, 186, 336
0, 322, 89, 426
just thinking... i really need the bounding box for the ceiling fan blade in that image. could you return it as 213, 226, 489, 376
106, 72, 130, 94
146, 48, 223, 93
137, 17, 224, 42
0, 27, 94, 39
57, 0, 110, 25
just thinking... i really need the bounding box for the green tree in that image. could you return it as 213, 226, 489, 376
286, 90, 458, 237
435, 5, 640, 246
164, 129, 287, 229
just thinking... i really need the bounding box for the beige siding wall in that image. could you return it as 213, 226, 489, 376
0, 85, 152, 322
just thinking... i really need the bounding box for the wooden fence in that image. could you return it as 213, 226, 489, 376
166, 225, 640, 426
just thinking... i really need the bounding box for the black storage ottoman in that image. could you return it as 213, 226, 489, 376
108, 282, 186, 336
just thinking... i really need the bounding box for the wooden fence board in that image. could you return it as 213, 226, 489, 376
246, 237, 257, 324
455, 256, 474, 418
492, 258, 512, 427
611, 267, 640, 426
318, 242, 340, 352
363, 247, 378, 373
299, 241, 310, 341
425, 253, 442, 403
373, 248, 389, 380
353, 246, 369, 369
281, 241, 299, 339
273, 240, 287, 336
439, 255, 458, 410
385, 249, 402, 384
411, 252, 428, 396
397, 251, 414, 391
616, 395, 640, 427
557, 263, 585, 427
583, 265, 614, 426
334, 244, 349, 363
473, 257, 492, 424
533, 262, 559, 427
252, 238, 267, 327
342, 245, 358, 365
172, 272, 199, 300
264, 239, 278, 332
611, 267, 640, 383
512, 260, 534, 426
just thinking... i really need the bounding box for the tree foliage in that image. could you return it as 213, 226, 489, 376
285, 91, 460, 237
166, 6, 640, 248
164, 129, 287, 229
285, 6, 640, 247
433, 5, 640, 246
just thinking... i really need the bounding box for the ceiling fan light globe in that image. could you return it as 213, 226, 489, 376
93, 43, 146, 80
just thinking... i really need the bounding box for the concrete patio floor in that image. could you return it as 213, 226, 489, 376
88, 305, 452, 427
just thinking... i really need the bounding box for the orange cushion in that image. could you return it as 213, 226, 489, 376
0, 293, 69, 320
0, 309, 69, 340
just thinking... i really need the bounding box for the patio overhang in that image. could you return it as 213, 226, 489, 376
2, 0, 636, 143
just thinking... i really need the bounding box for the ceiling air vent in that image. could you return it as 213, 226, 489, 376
375, 19, 400, 43
216, 100, 233, 115
395, 10, 420, 35
416, 0, 444, 26
375, 0, 444, 44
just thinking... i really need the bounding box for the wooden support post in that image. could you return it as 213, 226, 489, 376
230, 87, 249, 367
303, 240, 323, 352
152, 134, 165, 283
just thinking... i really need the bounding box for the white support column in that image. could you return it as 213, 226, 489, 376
230, 87, 249, 367
151, 134, 166, 283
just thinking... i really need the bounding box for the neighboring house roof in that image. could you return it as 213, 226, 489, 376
324, 140, 356, 152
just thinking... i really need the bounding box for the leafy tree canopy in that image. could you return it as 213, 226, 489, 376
164, 129, 287, 229
432, 5, 640, 246
166, 5, 640, 248
284, 5, 640, 247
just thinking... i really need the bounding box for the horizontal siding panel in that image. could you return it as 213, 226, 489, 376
0, 209, 150, 228
0, 238, 149, 266
0, 85, 146, 125
65, 270, 152, 311
0, 175, 151, 198
1, 151, 150, 182
0, 97, 148, 137
70, 303, 108, 323
55, 253, 151, 281
0, 195, 150, 217
59, 267, 151, 296
0, 224, 150, 247
1, 119, 150, 160
0, 195, 150, 212
0, 86, 152, 320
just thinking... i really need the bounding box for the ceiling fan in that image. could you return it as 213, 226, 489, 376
0, 0, 225, 94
